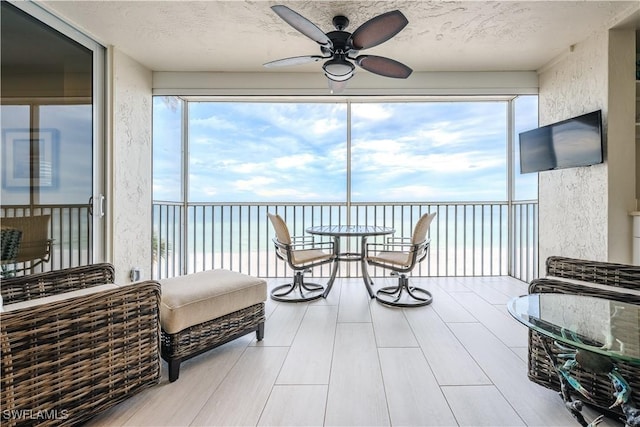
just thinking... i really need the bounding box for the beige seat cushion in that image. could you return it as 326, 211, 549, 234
291, 248, 333, 265
368, 251, 412, 268
160, 269, 267, 334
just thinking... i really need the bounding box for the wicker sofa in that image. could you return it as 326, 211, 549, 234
0, 264, 161, 426
527, 256, 640, 422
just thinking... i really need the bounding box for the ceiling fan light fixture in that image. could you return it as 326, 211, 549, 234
322, 57, 355, 81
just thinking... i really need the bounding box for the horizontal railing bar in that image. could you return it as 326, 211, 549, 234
173, 201, 518, 207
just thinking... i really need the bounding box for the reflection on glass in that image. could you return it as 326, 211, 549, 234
1, 2, 95, 269
509, 294, 640, 362
1, 2, 93, 207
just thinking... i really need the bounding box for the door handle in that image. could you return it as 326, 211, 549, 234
98, 194, 105, 218
89, 195, 106, 217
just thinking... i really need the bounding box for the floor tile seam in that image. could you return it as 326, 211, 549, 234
444, 319, 531, 424
322, 305, 341, 427
190, 338, 256, 426
438, 315, 495, 386
439, 383, 527, 427
453, 293, 526, 349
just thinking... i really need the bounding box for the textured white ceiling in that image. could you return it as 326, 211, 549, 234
41, 1, 639, 74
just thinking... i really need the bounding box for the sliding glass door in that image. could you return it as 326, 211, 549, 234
1, 2, 105, 270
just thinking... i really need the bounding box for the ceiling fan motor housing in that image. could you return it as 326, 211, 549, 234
266, 5, 412, 90
322, 29, 356, 81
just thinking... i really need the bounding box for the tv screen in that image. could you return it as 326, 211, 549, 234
519, 110, 603, 174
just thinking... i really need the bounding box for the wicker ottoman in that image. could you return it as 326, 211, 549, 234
159, 269, 267, 382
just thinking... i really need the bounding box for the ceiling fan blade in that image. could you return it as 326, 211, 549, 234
349, 10, 408, 50
355, 55, 412, 79
264, 55, 326, 68
328, 78, 348, 94
271, 5, 332, 48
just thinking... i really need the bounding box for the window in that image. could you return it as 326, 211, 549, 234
187, 102, 347, 202
152, 96, 538, 281
154, 98, 532, 204
351, 102, 507, 202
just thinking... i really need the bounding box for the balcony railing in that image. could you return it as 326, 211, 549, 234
153, 201, 538, 283
0, 201, 537, 282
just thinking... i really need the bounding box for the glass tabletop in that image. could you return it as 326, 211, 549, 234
508, 294, 640, 363
306, 225, 394, 237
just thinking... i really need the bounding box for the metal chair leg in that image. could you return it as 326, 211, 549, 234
270, 271, 325, 302
375, 274, 433, 307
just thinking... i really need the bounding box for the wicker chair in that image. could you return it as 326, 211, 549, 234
0, 264, 161, 426
528, 256, 640, 422
267, 212, 334, 302
366, 212, 436, 307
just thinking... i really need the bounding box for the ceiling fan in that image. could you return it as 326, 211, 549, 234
264, 5, 413, 93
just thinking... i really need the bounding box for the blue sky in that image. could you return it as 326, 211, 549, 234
153, 97, 538, 203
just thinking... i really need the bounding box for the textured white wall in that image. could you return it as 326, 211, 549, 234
111, 49, 153, 284
538, 29, 637, 270
538, 32, 609, 269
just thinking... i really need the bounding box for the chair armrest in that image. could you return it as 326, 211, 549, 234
386, 236, 411, 244
290, 236, 334, 251
367, 238, 429, 253
367, 241, 414, 252
291, 235, 314, 245
0, 263, 115, 304
0, 280, 161, 425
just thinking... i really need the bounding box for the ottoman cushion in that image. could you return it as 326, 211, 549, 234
160, 269, 267, 334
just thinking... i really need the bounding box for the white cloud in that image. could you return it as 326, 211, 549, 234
311, 117, 343, 136
273, 153, 315, 169
356, 150, 503, 175
413, 127, 463, 147
190, 115, 236, 131
198, 186, 219, 197
228, 162, 265, 174
352, 138, 403, 154
352, 104, 393, 120
233, 176, 276, 192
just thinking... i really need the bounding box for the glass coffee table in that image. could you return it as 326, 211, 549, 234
508, 294, 640, 427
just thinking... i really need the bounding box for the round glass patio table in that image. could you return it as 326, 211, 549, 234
306, 225, 394, 298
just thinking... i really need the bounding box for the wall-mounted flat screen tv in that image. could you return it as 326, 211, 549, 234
519, 110, 603, 174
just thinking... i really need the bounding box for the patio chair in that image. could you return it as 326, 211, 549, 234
366, 212, 436, 307
267, 212, 335, 302
0, 215, 53, 275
